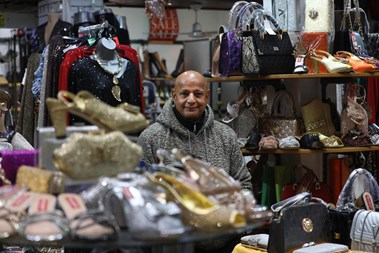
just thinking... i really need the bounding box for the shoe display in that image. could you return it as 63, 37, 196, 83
145, 172, 247, 231
335, 51, 378, 73
46, 90, 149, 138
310, 50, 353, 73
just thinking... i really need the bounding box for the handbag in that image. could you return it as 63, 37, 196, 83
241, 10, 295, 76
258, 90, 302, 139
350, 210, 379, 252
268, 192, 331, 253
281, 165, 332, 203
292, 243, 349, 253
340, 96, 368, 139
301, 98, 336, 136
300, 32, 329, 73
304, 0, 334, 33
333, 0, 368, 56
328, 204, 359, 247
219, 2, 264, 76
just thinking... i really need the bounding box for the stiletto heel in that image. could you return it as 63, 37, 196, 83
46, 90, 150, 138
46, 98, 68, 138
145, 172, 246, 231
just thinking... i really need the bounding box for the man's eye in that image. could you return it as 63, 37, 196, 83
180, 92, 189, 97
195, 92, 204, 97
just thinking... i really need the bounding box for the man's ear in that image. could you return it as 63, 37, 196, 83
171, 88, 176, 98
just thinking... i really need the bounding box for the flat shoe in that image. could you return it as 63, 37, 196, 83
259, 136, 278, 150
279, 136, 300, 149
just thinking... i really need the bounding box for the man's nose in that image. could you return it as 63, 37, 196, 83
187, 93, 195, 102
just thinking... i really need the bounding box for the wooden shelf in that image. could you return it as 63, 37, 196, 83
242, 145, 379, 155
207, 72, 379, 82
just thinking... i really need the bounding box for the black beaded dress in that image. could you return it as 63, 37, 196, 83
68, 56, 141, 125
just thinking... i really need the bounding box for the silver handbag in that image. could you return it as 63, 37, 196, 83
350, 210, 379, 253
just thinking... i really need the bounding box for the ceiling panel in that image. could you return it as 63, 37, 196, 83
105, 0, 263, 10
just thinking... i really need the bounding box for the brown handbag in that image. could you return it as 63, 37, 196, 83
258, 90, 303, 139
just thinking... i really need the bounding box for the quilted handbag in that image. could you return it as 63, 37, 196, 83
219, 2, 263, 76
350, 210, 379, 252
258, 90, 302, 139
268, 192, 331, 253
241, 10, 295, 76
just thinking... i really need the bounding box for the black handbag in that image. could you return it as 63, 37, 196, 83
333, 0, 368, 55
241, 9, 294, 76
328, 204, 358, 248
268, 192, 331, 253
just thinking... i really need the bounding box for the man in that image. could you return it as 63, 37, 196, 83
138, 70, 252, 191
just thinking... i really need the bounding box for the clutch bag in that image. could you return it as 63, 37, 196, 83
293, 243, 349, 253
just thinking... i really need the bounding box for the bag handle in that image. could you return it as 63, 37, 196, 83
271, 192, 311, 216
232, 2, 264, 33
227, 1, 249, 31
270, 90, 296, 118
251, 9, 282, 38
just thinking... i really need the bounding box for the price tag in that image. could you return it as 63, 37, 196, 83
264, 20, 276, 35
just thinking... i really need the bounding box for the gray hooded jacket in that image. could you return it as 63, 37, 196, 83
137, 98, 252, 191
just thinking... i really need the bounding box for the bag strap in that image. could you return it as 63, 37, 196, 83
296, 166, 320, 194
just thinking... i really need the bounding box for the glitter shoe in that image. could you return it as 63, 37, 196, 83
46, 90, 149, 138
145, 172, 246, 231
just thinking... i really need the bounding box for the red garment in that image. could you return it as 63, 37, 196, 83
58, 41, 144, 112
367, 78, 379, 124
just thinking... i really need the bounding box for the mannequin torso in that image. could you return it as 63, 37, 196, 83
44, 12, 61, 45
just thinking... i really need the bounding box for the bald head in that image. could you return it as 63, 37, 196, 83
174, 70, 208, 90
172, 70, 210, 120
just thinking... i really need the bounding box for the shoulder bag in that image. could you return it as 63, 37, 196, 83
241, 9, 295, 76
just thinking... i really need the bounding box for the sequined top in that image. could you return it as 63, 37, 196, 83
68, 56, 141, 125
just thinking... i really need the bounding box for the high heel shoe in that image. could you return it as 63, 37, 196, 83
310, 50, 352, 73
145, 172, 247, 231
335, 51, 378, 73
46, 90, 150, 138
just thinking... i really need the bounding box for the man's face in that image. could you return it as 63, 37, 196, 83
172, 72, 209, 120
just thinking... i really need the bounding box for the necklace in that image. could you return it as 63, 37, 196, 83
93, 53, 123, 102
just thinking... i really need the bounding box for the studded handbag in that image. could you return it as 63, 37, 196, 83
241, 9, 295, 76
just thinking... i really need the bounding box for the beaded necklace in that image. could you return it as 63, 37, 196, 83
93, 53, 123, 102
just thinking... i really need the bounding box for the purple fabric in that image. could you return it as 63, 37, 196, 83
1, 149, 39, 184
219, 31, 242, 76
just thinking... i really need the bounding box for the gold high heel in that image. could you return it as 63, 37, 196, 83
46, 90, 149, 138
145, 172, 246, 231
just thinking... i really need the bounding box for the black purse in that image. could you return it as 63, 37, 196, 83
333, 0, 368, 55
268, 192, 331, 253
241, 9, 294, 76
328, 204, 358, 248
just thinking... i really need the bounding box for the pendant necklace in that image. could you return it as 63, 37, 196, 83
93, 53, 123, 102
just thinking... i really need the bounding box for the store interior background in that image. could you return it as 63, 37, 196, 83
0, 0, 377, 180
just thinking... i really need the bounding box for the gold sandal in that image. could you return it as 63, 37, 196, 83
46, 90, 149, 138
